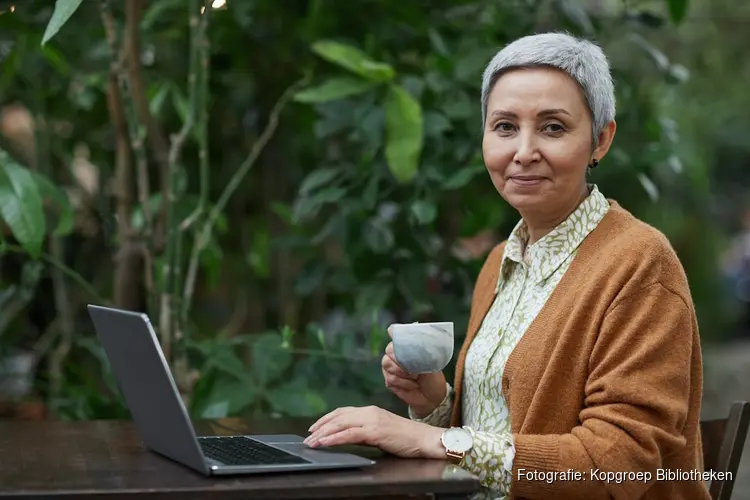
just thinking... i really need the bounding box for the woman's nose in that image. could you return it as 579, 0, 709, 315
513, 132, 541, 165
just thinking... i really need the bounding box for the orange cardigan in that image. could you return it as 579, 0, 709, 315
449, 200, 710, 499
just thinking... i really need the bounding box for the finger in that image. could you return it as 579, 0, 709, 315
309, 426, 369, 448
383, 356, 414, 380
306, 410, 364, 445
387, 326, 393, 339
383, 344, 413, 375
384, 374, 419, 391
308, 406, 351, 433
385, 342, 394, 356
307, 417, 350, 444
306, 406, 380, 445
389, 386, 417, 404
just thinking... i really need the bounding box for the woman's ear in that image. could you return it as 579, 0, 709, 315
593, 121, 617, 162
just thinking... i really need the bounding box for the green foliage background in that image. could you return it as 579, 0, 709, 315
0, 0, 746, 421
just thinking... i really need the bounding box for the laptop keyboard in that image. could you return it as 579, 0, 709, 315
199, 436, 311, 466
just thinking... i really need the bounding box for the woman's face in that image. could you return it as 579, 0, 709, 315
482, 67, 614, 221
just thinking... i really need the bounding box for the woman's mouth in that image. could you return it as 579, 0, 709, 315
509, 175, 546, 186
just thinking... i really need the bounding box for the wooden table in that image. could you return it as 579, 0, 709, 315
0, 417, 480, 499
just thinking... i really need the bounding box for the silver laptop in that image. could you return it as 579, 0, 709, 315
87, 304, 376, 476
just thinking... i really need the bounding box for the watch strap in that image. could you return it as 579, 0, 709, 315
445, 449, 465, 464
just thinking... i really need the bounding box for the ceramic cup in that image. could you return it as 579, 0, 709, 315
390, 322, 454, 375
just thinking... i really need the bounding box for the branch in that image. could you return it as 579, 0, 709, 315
122, 1, 153, 243
123, 0, 172, 250
101, 0, 151, 241
159, 0, 205, 361
102, 0, 154, 314
101, 2, 133, 237
124, 0, 170, 164
1, 245, 108, 304
48, 236, 74, 403
180, 74, 310, 323
179, 0, 212, 232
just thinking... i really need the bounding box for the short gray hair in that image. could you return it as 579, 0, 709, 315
481, 32, 616, 145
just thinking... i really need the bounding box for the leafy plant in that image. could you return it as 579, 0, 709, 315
0, 148, 74, 258
0, 0, 736, 425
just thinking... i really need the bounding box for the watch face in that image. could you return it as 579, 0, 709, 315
443, 428, 473, 452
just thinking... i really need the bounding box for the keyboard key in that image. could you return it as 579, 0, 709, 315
199, 436, 311, 466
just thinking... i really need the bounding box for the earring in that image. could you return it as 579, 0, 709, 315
589, 159, 599, 169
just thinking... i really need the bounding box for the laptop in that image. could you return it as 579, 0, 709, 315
87, 304, 376, 476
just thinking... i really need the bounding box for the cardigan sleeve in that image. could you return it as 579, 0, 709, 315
510, 282, 694, 499
408, 382, 454, 428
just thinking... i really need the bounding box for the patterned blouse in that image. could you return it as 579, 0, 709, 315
410, 184, 610, 499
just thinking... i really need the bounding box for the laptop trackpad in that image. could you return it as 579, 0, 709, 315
281, 442, 383, 462
247, 434, 383, 461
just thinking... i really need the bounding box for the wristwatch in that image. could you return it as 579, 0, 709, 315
440, 427, 473, 464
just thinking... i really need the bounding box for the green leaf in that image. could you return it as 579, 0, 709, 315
142, 0, 184, 31
410, 200, 437, 225
251, 333, 292, 387
200, 379, 255, 418
666, 0, 689, 23
266, 379, 327, 417
637, 173, 659, 202
295, 263, 327, 296
170, 85, 190, 124
292, 186, 347, 223
149, 85, 171, 117
443, 165, 484, 190
384, 85, 424, 184
294, 77, 376, 103
41, 0, 85, 46
355, 282, 392, 315
423, 111, 453, 138
628, 34, 669, 72
666, 64, 690, 84
280, 325, 295, 349
32, 172, 74, 236
200, 401, 230, 419
247, 227, 270, 279
364, 219, 394, 253
362, 175, 380, 211
270, 202, 295, 226
667, 155, 683, 174
299, 168, 340, 195
311, 40, 395, 82
41, 45, 71, 77
314, 326, 326, 349
427, 29, 449, 57
199, 239, 223, 291
203, 346, 247, 381
0, 151, 46, 258
554, 0, 594, 35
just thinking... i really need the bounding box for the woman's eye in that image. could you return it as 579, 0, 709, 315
544, 123, 565, 133
495, 122, 515, 132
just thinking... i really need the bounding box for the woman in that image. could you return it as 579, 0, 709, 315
305, 32, 710, 499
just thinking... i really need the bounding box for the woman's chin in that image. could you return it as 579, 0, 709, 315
502, 189, 548, 212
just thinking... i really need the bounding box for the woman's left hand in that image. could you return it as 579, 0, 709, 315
304, 406, 445, 459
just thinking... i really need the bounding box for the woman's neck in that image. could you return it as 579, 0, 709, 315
524, 184, 590, 246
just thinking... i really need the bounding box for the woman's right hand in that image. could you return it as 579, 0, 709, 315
381, 330, 447, 418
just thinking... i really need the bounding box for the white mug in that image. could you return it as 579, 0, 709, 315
390, 322, 454, 375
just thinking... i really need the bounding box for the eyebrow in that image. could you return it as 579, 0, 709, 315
490, 108, 572, 118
